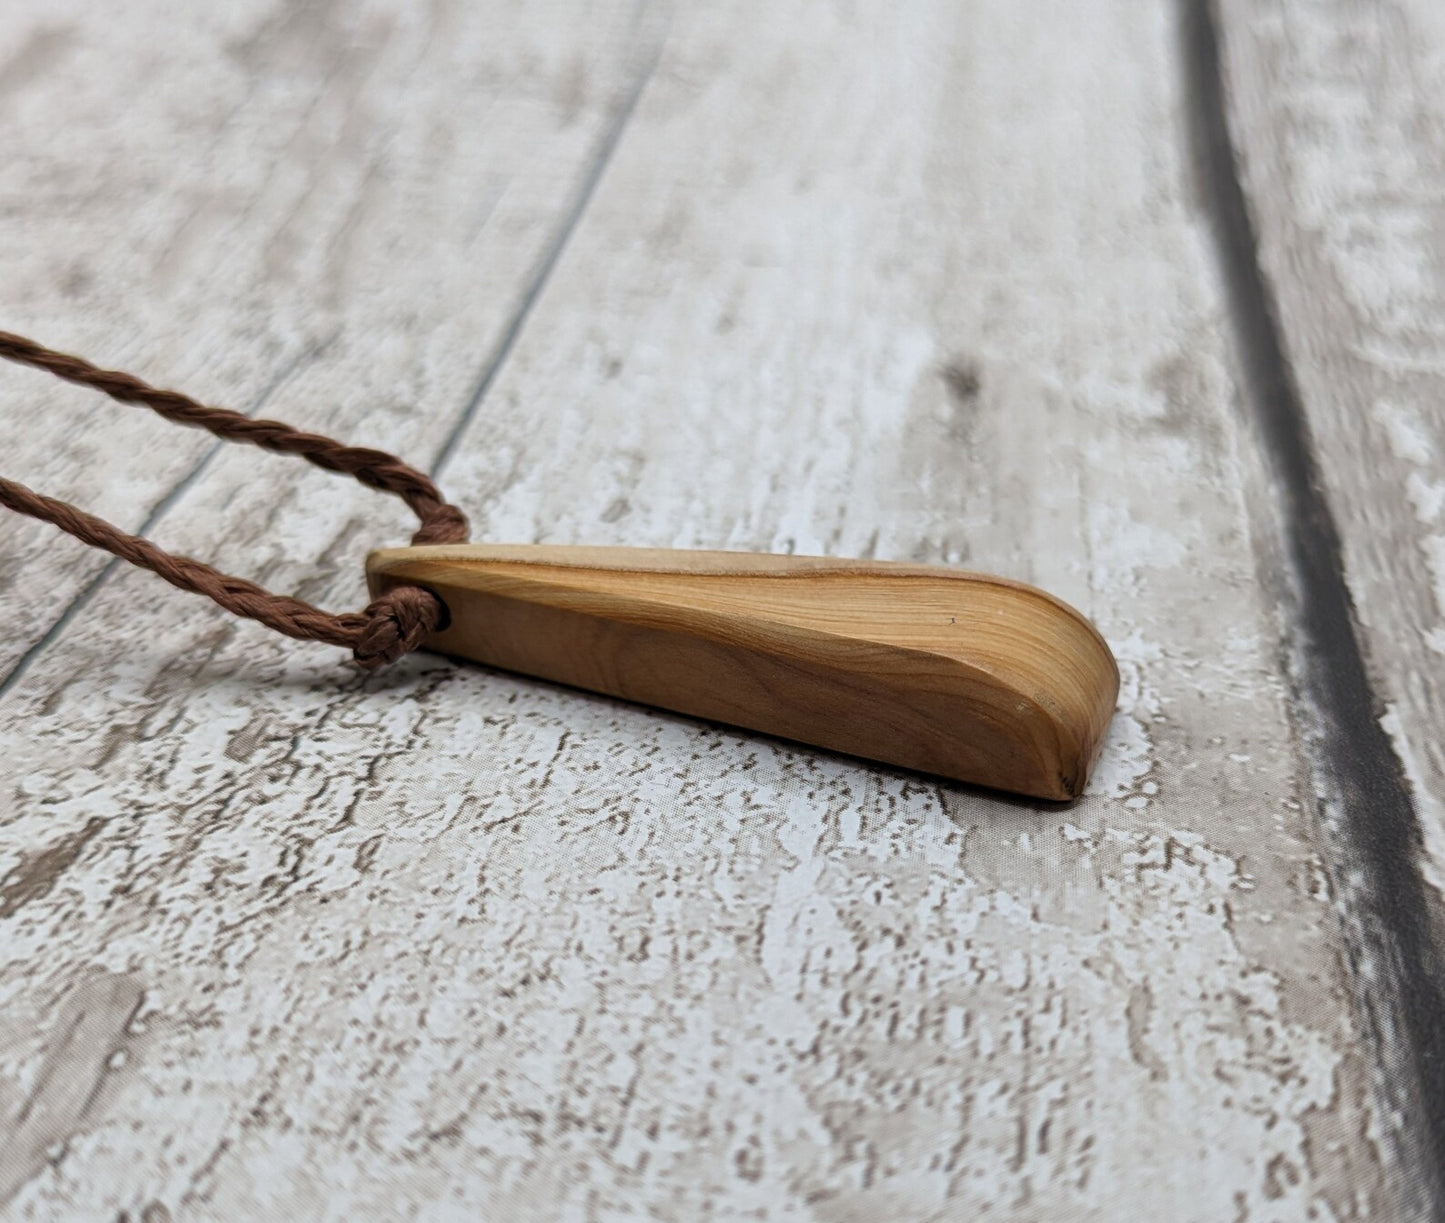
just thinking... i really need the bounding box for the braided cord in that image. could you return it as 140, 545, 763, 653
0, 330, 468, 669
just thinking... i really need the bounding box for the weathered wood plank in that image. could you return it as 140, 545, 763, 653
0, 0, 650, 680
1215, 0, 1445, 913
0, 0, 1401, 1218
1212, 0, 1445, 1200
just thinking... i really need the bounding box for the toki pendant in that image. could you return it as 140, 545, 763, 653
366, 546, 1118, 801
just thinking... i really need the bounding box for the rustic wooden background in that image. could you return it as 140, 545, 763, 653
3, 0, 1445, 1218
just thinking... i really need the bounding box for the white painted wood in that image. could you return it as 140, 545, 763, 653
0, 0, 1402, 1218
1215, 0, 1445, 916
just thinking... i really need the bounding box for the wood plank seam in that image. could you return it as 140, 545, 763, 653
0, 19, 665, 701
429, 18, 665, 477
1184, 0, 1445, 1209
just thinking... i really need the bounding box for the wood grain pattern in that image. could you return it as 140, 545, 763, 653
366, 545, 1120, 799
1215, 0, 1445, 931
0, 0, 1411, 1218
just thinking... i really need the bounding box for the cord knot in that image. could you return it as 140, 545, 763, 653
353, 584, 447, 670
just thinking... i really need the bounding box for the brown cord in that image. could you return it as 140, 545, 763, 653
0, 330, 469, 669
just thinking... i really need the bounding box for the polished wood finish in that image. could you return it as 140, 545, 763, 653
366, 545, 1120, 799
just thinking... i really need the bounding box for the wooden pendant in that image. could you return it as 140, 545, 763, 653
365, 546, 1119, 800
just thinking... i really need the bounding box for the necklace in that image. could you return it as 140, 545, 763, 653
0, 331, 1117, 800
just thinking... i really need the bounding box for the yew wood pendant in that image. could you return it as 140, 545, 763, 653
366, 546, 1119, 800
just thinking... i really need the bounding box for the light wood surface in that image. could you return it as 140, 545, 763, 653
0, 0, 1438, 1218
366, 545, 1120, 799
